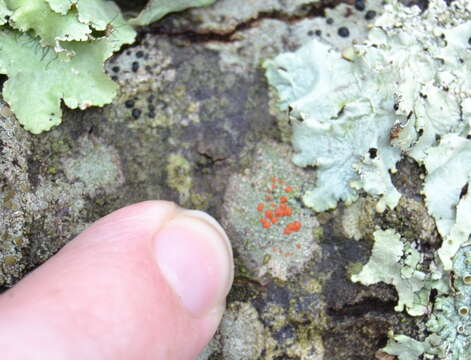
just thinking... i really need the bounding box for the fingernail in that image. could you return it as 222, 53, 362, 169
153, 210, 234, 316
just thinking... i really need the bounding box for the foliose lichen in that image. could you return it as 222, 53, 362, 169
265, 0, 471, 358
265, 0, 471, 221
385, 246, 471, 359
351, 229, 432, 316
0, 0, 218, 134
0, 0, 136, 134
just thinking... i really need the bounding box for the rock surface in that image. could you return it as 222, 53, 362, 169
0, 0, 432, 358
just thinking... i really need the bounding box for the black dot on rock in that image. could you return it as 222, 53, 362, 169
365, 10, 377, 20
326, 17, 334, 25
112, 66, 120, 73
132, 108, 142, 120
131, 61, 139, 72
368, 148, 378, 159
338, 27, 350, 38
468, 37, 471, 46
315, 30, 322, 36
136, 51, 144, 58
125, 99, 135, 108
308, 30, 314, 36
354, 0, 366, 11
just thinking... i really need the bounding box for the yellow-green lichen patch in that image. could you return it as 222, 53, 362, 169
166, 153, 192, 204
223, 141, 321, 281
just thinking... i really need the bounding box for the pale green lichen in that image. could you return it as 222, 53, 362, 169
351, 229, 432, 316
0, 0, 11, 25
385, 246, 471, 359
424, 135, 471, 270
265, 0, 471, 216
130, 0, 216, 26
264, 24, 401, 213
0, 0, 135, 134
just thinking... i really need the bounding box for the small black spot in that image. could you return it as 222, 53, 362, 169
365, 10, 377, 20
429, 288, 438, 304
338, 27, 350, 38
111, 75, 118, 81
112, 66, 120, 73
132, 108, 142, 120
460, 183, 468, 199
148, 110, 156, 118
136, 50, 144, 58
393, 103, 399, 111
326, 17, 334, 25
131, 61, 139, 72
467, 134, 471, 139
418, 128, 424, 136
308, 30, 314, 36
354, 0, 366, 11
368, 148, 378, 159
315, 30, 322, 36
468, 37, 471, 46
124, 99, 135, 108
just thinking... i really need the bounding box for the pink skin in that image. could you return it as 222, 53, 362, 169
0, 201, 234, 360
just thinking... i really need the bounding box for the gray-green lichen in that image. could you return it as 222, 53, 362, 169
266, 0, 471, 358
0, 99, 128, 286
130, 0, 216, 26
385, 246, 471, 359
223, 141, 322, 281
219, 302, 265, 360
265, 0, 471, 217
351, 229, 432, 316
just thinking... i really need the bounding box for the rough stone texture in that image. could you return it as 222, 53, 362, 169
0, 0, 432, 358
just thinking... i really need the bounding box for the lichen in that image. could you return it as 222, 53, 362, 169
351, 229, 434, 316
423, 135, 471, 270
129, 0, 216, 26
166, 153, 192, 204
384, 246, 471, 359
0, 0, 136, 134
223, 141, 322, 281
266, 0, 471, 357
265, 0, 471, 216
264, 31, 401, 213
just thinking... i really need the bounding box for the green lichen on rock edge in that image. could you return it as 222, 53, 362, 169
0, 0, 219, 134
129, 0, 216, 26
265, 0, 471, 358
0, 0, 135, 134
